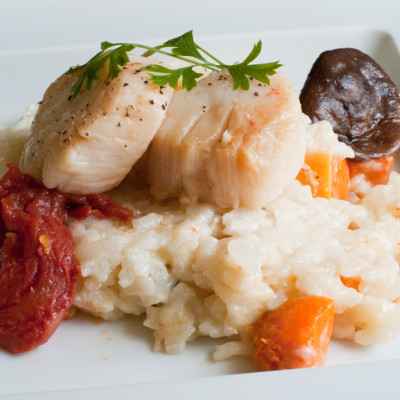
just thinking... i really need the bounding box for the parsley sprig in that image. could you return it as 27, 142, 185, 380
67, 31, 282, 99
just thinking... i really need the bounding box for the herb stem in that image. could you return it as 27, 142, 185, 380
141, 45, 164, 58
125, 43, 221, 72
195, 45, 224, 66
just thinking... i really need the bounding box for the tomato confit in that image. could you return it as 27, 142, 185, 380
0, 164, 133, 353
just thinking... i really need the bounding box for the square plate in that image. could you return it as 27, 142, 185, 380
1, 1, 400, 398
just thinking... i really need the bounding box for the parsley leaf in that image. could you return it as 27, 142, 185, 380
222, 41, 282, 90
67, 43, 135, 99
161, 31, 208, 62
144, 65, 203, 91
67, 31, 281, 99
225, 61, 283, 90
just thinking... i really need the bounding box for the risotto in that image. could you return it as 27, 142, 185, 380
71, 158, 400, 359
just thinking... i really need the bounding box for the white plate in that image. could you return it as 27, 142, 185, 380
1, 1, 400, 399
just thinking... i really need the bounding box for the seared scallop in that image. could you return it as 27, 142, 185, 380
147, 71, 306, 209
20, 56, 175, 194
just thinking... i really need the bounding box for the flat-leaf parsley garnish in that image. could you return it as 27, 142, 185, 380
67, 31, 282, 99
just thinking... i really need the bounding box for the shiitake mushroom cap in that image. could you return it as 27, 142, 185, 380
300, 48, 400, 161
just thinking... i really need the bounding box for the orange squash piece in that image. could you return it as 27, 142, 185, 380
296, 153, 350, 200
249, 296, 335, 371
340, 275, 361, 291
347, 155, 394, 187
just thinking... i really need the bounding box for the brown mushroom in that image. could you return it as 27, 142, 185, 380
300, 48, 400, 161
